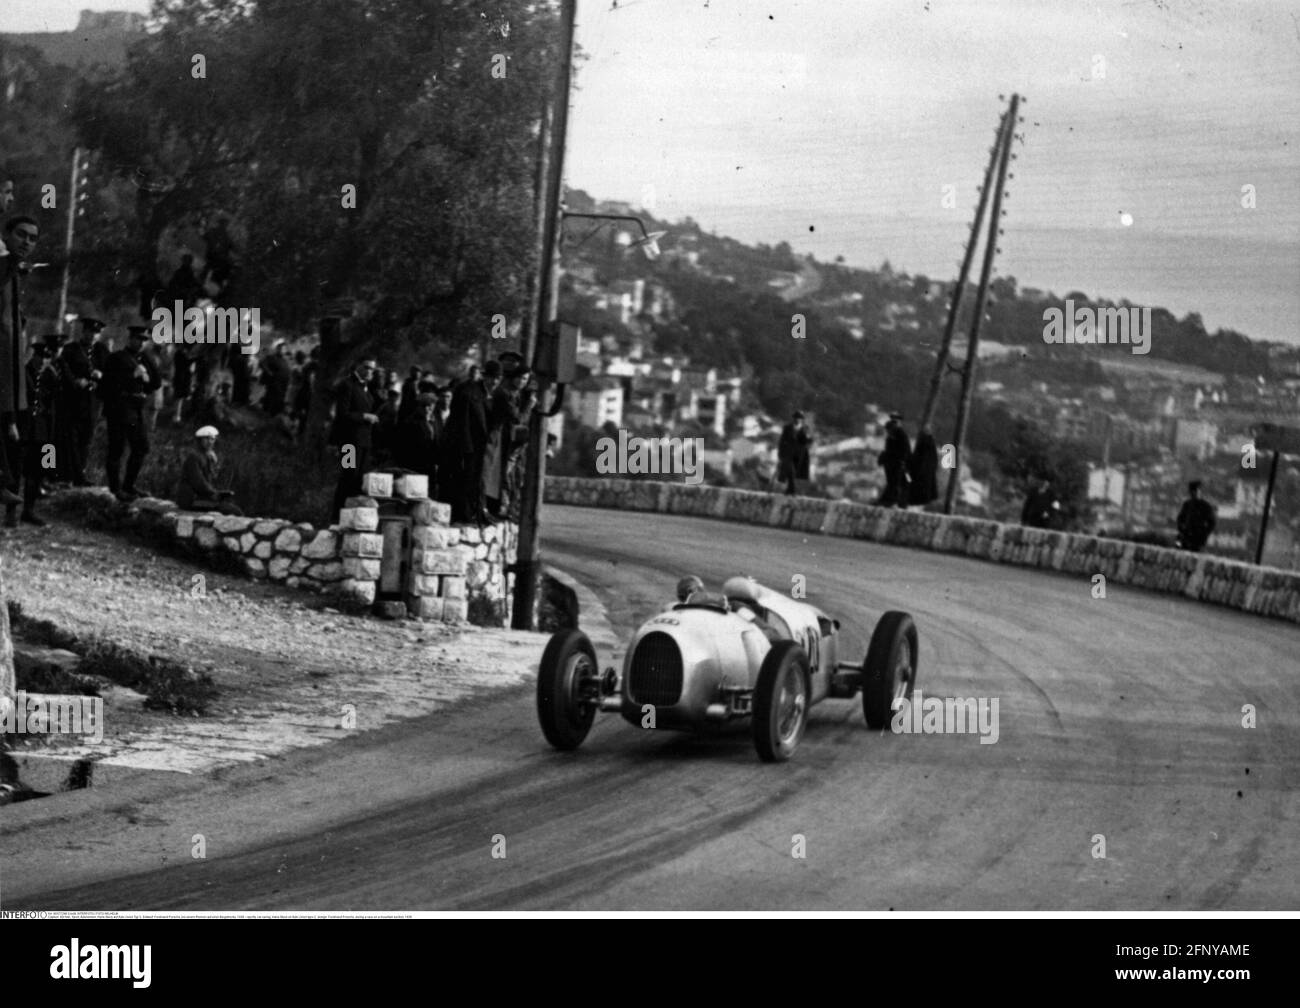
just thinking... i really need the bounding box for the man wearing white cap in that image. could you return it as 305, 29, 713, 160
174, 425, 242, 515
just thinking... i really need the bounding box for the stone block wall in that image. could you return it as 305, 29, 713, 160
55, 484, 517, 624
542, 477, 1300, 625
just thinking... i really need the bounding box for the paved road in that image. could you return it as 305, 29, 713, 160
4, 506, 1297, 910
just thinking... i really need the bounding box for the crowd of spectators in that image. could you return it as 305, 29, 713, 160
328, 352, 536, 525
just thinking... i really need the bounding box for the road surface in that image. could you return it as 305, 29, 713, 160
3, 506, 1297, 910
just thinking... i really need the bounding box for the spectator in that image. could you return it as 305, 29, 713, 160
374, 385, 403, 464
55, 317, 105, 485
0, 216, 39, 512
171, 343, 194, 423
392, 392, 439, 476
201, 217, 236, 294
164, 252, 204, 309
876, 411, 911, 507
1020, 476, 1061, 529
174, 425, 241, 515
290, 346, 318, 435
776, 410, 811, 496
329, 358, 379, 516
1176, 480, 1216, 552
444, 359, 500, 523
908, 423, 940, 507
101, 324, 162, 502
259, 340, 292, 416
398, 365, 423, 423
12, 335, 61, 525
484, 364, 526, 517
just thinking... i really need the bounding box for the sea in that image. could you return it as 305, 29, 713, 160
682, 207, 1300, 348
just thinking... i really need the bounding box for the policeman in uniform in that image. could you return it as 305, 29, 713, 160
101, 323, 161, 501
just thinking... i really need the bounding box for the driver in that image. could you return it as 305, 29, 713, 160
675, 575, 705, 604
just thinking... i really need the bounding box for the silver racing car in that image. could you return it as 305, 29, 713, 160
537, 576, 919, 762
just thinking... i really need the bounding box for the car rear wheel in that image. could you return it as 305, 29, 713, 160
752, 641, 810, 762
862, 611, 918, 730
537, 630, 599, 751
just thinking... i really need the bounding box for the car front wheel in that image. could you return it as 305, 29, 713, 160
752, 641, 810, 762
862, 611, 919, 730
537, 629, 599, 751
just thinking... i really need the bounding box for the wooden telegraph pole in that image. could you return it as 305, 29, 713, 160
512, 0, 577, 630
919, 107, 1013, 433
944, 93, 1020, 514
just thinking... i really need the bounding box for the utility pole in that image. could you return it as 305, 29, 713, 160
944, 93, 1019, 514
56, 146, 84, 334
1254, 448, 1281, 565
919, 106, 1012, 433
512, 0, 577, 630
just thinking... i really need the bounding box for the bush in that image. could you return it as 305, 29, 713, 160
86, 409, 338, 526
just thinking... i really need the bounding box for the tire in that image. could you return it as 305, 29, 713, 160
537, 629, 598, 751
752, 641, 810, 762
862, 611, 919, 730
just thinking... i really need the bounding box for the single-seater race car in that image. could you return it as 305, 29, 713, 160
537, 575, 919, 762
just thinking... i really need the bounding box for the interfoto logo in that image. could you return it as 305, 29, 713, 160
890, 689, 999, 744
1042, 299, 1151, 355
0, 690, 104, 744
150, 301, 261, 355
595, 430, 704, 485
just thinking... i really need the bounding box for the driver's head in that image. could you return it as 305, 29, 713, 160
676, 575, 705, 603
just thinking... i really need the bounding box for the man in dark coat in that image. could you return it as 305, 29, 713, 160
101, 324, 162, 501
776, 411, 811, 496
876, 412, 911, 507
1021, 476, 1061, 529
443, 360, 500, 522
1176, 481, 1217, 552
259, 341, 292, 416
0, 216, 38, 511
907, 423, 940, 507
11, 336, 60, 525
56, 317, 105, 485
174, 425, 241, 515
392, 392, 439, 476
329, 358, 379, 516
398, 366, 423, 424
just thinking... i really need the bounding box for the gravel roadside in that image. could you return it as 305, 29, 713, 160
1, 514, 547, 777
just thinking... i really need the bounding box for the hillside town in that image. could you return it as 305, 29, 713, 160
552, 195, 1300, 567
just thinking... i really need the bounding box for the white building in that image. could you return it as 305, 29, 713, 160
568, 376, 624, 429
1087, 466, 1126, 508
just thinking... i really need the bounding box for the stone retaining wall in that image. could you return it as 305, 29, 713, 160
54, 484, 517, 624
542, 477, 1300, 624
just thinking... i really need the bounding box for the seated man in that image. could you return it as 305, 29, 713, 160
174, 425, 242, 515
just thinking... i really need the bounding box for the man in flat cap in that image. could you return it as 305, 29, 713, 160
174, 425, 241, 515
100, 323, 161, 501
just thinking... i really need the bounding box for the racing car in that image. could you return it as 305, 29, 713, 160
536, 575, 919, 762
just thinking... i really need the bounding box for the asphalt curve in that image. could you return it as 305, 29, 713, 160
4, 505, 1297, 910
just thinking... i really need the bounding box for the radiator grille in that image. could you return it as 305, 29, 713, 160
629, 632, 683, 707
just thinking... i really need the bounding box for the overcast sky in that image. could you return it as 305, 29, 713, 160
6, 0, 1299, 338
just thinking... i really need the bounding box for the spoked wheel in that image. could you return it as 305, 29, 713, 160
537, 630, 599, 751
862, 611, 919, 730
752, 641, 810, 762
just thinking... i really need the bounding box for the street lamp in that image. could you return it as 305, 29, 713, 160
562, 211, 666, 260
